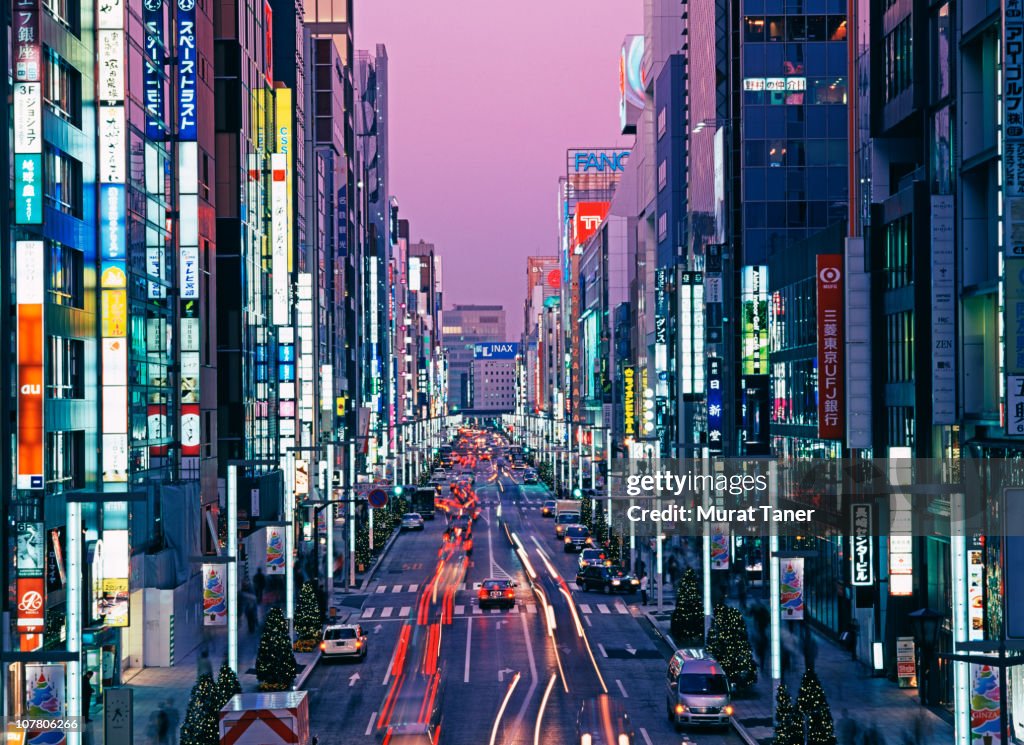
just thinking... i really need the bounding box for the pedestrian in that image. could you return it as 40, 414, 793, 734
154, 704, 170, 745
245, 595, 258, 633
667, 554, 679, 585
81, 671, 95, 722
754, 630, 768, 673
196, 649, 212, 680
164, 698, 180, 745
802, 629, 818, 670
253, 568, 266, 605
639, 573, 649, 605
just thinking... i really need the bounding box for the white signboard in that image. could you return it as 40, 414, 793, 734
271, 153, 289, 325
931, 196, 955, 424
99, 105, 126, 183
14, 83, 42, 154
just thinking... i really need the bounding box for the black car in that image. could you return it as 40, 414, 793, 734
563, 525, 593, 553
540, 500, 557, 517
477, 578, 517, 609
575, 564, 640, 594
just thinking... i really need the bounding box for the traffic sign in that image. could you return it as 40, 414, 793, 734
367, 488, 388, 509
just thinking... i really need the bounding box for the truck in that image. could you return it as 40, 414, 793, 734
412, 486, 438, 519
555, 499, 581, 519
219, 691, 311, 745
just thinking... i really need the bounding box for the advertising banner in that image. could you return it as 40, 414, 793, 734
968, 548, 985, 641
710, 525, 730, 570
850, 504, 872, 586
816, 255, 845, 439
271, 153, 289, 325
143, 0, 165, 140
46, 527, 67, 593
779, 558, 804, 620
572, 201, 610, 251
176, 0, 198, 140
896, 637, 917, 688
622, 366, 636, 439
17, 522, 44, 577
741, 265, 768, 375
202, 564, 228, 626
706, 357, 723, 453
17, 240, 44, 490
17, 577, 45, 632
930, 196, 955, 423
265, 527, 286, 574
970, 664, 1001, 743
100, 530, 130, 627
25, 663, 67, 744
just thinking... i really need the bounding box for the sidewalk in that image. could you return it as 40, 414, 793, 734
645, 602, 954, 745
104, 607, 319, 744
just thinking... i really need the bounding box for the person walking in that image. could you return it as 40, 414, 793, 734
639, 573, 649, 605
253, 568, 266, 605
81, 671, 95, 722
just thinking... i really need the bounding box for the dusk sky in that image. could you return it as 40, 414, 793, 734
357, 1, 640, 338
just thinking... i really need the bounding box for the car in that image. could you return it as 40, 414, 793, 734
563, 525, 593, 552
666, 649, 733, 729
523, 472, 539, 484
477, 578, 517, 609
480, 452, 491, 461
555, 512, 581, 539
320, 623, 367, 660
577, 548, 609, 571
400, 512, 424, 531
382, 723, 437, 745
575, 564, 640, 594
540, 500, 557, 517
577, 694, 635, 745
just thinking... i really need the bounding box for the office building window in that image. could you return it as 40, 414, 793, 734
44, 50, 82, 126
884, 215, 913, 289
884, 18, 913, 101
885, 311, 915, 383
46, 430, 85, 491
42, 0, 80, 33
50, 241, 84, 307
44, 148, 83, 218
47, 337, 85, 399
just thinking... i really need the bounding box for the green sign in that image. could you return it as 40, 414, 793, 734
15, 154, 42, 224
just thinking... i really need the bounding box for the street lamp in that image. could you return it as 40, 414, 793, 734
909, 607, 944, 706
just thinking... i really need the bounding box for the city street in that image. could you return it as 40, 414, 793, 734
305, 454, 742, 744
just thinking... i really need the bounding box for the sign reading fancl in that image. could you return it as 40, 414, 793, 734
573, 150, 630, 172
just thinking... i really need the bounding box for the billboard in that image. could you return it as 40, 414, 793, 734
741, 265, 768, 375
143, 0, 165, 140
17, 577, 45, 633
202, 564, 228, 626
473, 343, 519, 360
176, 0, 198, 140
816, 255, 844, 439
17, 241, 44, 490
619, 35, 645, 134
100, 530, 130, 627
706, 357, 723, 453
622, 365, 636, 439
266, 527, 286, 574
271, 153, 289, 325
679, 271, 706, 395
850, 504, 872, 586
780, 558, 804, 620
572, 201, 610, 252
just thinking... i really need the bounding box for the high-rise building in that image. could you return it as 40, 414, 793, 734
471, 343, 519, 413
443, 305, 506, 410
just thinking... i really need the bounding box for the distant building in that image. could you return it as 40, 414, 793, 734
471, 343, 519, 413
443, 305, 506, 409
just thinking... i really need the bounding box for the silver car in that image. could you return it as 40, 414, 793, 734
321, 624, 367, 660
666, 649, 733, 728
401, 512, 425, 530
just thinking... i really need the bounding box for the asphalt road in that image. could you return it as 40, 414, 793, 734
305, 453, 743, 745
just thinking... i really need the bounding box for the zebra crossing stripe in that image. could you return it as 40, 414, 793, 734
408, 584, 418, 593
597, 604, 611, 614
527, 604, 538, 614
399, 606, 411, 618
362, 607, 376, 618
375, 586, 387, 594
380, 607, 394, 618
579, 604, 592, 614
392, 585, 402, 593
616, 603, 629, 614
454, 605, 465, 615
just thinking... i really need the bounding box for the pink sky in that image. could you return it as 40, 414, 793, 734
357, 1, 639, 337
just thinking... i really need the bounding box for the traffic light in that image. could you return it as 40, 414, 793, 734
393, 485, 404, 497
573, 487, 583, 499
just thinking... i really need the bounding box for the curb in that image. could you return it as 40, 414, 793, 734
294, 650, 322, 689
731, 717, 761, 745
641, 610, 677, 650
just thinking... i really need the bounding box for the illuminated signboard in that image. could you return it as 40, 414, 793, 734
13, 1, 42, 225
850, 504, 872, 586
741, 265, 769, 375
98, 30, 125, 102
619, 34, 644, 134
143, 0, 165, 140
176, 0, 198, 140
271, 153, 289, 325
706, 357, 723, 453
572, 201, 610, 252
679, 272, 706, 395
815, 255, 844, 439
622, 366, 636, 438
202, 564, 228, 626
572, 150, 630, 172
276, 87, 294, 272
16, 241, 44, 490
743, 77, 806, 92
99, 530, 130, 627
99, 106, 127, 182
13, 0, 41, 84
14, 83, 42, 154
474, 343, 519, 360
17, 577, 44, 632
15, 154, 42, 224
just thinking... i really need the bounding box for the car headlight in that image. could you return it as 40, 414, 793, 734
675, 704, 686, 714
630, 579, 639, 584
581, 735, 592, 745
724, 705, 734, 715
612, 579, 621, 585
618, 735, 630, 745
565, 537, 572, 543
585, 537, 592, 544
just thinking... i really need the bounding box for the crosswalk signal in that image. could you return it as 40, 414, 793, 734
573, 487, 582, 498
393, 485, 404, 497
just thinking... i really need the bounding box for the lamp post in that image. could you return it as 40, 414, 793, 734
909, 607, 943, 707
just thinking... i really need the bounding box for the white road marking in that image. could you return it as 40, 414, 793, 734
375, 586, 386, 594
639, 727, 653, 745
399, 606, 411, 618
584, 615, 592, 628
616, 602, 629, 614
527, 604, 538, 614
597, 643, 608, 658
362, 607, 376, 618
616, 679, 629, 699
579, 604, 592, 614
464, 617, 473, 683
454, 604, 465, 615
380, 606, 394, 618
596, 603, 610, 614
365, 712, 377, 736
512, 603, 539, 738
408, 584, 419, 592
473, 606, 482, 615
490, 609, 500, 614
392, 585, 402, 593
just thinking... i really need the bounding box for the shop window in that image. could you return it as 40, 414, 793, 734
50, 241, 84, 307
745, 16, 766, 41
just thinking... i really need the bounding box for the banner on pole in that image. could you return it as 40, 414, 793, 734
780, 557, 804, 620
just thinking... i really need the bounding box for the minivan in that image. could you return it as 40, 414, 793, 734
666, 649, 733, 728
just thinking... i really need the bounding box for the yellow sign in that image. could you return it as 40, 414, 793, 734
101, 290, 128, 337
275, 87, 294, 272
336, 396, 346, 416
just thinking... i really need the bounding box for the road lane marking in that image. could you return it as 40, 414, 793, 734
490, 609, 500, 614
584, 615, 592, 628
615, 602, 629, 614
365, 712, 377, 736
454, 604, 465, 615
615, 679, 629, 698
464, 617, 473, 682
512, 605, 539, 737
579, 604, 592, 614
399, 606, 411, 618
596, 603, 610, 614
527, 604, 538, 614
362, 607, 376, 618
473, 607, 482, 614
639, 727, 653, 745
409, 584, 419, 592
392, 585, 402, 593
597, 643, 608, 658
375, 586, 387, 594
380, 606, 394, 618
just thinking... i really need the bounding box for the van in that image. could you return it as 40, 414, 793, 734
666, 649, 733, 729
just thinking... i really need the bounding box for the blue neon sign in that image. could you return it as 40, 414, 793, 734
176, 0, 197, 140
144, 0, 165, 140
572, 150, 630, 173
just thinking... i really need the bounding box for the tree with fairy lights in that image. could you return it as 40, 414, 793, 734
706, 603, 757, 690
579, 496, 593, 532
796, 667, 837, 745
592, 501, 609, 545
215, 662, 241, 710
670, 568, 704, 644
773, 682, 803, 745
180, 674, 219, 745
294, 581, 323, 650
605, 528, 622, 564
255, 607, 296, 691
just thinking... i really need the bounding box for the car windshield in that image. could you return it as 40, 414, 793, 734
557, 514, 578, 523
481, 580, 506, 590
678, 673, 729, 695
324, 627, 358, 640
566, 527, 588, 538
607, 567, 629, 577
403, 513, 420, 519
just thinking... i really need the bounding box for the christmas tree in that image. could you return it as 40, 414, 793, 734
294, 581, 323, 647
670, 568, 704, 644
606, 529, 622, 564
706, 603, 757, 690
215, 662, 242, 710
773, 683, 803, 745
255, 607, 297, 691
796, 668, 837, 745
592, 501, 609, 545
180, 674, 219, 745
580, 496, 593, 532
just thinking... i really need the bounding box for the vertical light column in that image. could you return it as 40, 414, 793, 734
326, 442, 335, 591
950, 492, 969, 744
702, 456, 713, 623
66, 502, 82, 745
12, 0, 43, 226
176, 0, 201, 474
297, 274, 314, 447
284, 452, 295, 637
769, 463, 781, 716
349, 441, 357, 588
226, 466, 239, 672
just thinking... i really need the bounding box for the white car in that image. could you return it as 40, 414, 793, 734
401, 512, 425, 530
320, 624, 367, 660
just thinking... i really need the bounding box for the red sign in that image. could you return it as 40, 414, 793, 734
13, 0, 41, 83
572, 201, 610, 250
182, 403, 200, 456
17, 577, 44, 633
17, 241, 44, 490
816, 255, 844, 440
546, 269, 561, 289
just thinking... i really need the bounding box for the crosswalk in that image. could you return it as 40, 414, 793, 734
359, 603, 540, 619
575, 602, 630, 615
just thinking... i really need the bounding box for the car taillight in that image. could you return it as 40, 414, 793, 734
478, 589, 488, 599
505, 589, 514, 598
319, 641, 326, 651
355, 640, 363, 649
